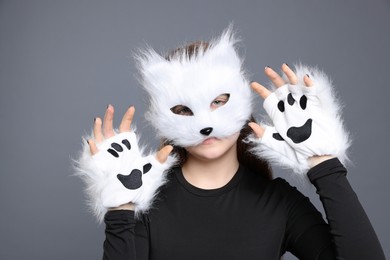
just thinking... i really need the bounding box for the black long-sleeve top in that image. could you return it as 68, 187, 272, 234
103, 158, 385, 259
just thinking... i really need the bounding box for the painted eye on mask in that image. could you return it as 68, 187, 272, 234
170, 105, 194, 116
211, 93, 230, 111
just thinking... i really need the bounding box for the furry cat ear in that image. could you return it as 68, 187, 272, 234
204, 26, 242, 70
135, 48, 170, 89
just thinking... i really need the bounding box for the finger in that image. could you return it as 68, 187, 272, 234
264, 66, 286, 87
103, 104, 115, 138
119, 106, 135, 133
250, 81, 272, 99
304, 74, 314, 87
156, 145, 173, 163
93, 117, 104, 143
87, 139, 99, 155
281, 63, 298, 85
248, 122, 265, 138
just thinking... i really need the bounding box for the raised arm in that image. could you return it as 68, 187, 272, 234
75, 105, 174, 259
249, 64, 385, 258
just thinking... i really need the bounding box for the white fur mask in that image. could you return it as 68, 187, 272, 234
136, 29, 252, 147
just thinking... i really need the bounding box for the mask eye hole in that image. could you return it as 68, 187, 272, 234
170, 105, 194, 116
211, 93, 230, 111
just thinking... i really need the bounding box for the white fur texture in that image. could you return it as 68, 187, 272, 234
248, 64, 351, 174
74, 131, 176, 222
136, 27, 252, 147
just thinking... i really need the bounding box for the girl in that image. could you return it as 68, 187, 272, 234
77, 28, 385, 259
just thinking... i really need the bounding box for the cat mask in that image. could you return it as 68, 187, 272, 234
137, 28, 252, 147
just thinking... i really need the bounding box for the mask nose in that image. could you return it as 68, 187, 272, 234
200, 127, 213, 136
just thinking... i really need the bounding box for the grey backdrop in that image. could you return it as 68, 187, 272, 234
1, 0, 389, 259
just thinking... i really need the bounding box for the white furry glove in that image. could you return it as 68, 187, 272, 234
76, 131, 175, 222
250, 65, 350, 174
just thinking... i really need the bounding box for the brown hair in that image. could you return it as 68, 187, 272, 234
162, 41, 272, 180
165, 41, 210, 61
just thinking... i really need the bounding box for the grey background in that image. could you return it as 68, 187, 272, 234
1, 0, 389, 259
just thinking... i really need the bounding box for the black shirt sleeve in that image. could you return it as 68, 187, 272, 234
306, 158, 385, 259
103, 210, 149, 260
281, 180, 335, 259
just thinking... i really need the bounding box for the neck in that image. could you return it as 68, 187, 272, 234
182, 144, 239, 189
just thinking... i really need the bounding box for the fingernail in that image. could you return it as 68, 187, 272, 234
265, 66, 270, 70
94, 117, 96, 122
87, 140, 90, 144
306, 74, 310, 78
284, 63, 289, 67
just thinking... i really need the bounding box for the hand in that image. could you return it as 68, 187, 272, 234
87, 105, 172, 211
76, 105, 176, 222
248, 64, 350, 174
87, 105, 172, 163
249, 64, 312, 137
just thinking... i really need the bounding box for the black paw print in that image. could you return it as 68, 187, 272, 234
107, 139, 131, 157
117, 163, 152, 190
106, 139, 153, 190
273, 93, 312, 144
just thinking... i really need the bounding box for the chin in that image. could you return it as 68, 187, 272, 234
193, 147, 228, 161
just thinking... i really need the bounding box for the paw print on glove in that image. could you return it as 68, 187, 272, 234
271, 91, 312, 144
117, 163, 152, 190
91, 131, 169, 210
249, 65, 350, 174
105, 138, 152, 190
262, 81, 338, 162
76, 105, 176, 222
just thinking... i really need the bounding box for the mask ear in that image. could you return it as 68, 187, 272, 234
204, 26, 242, 71
135, 48, 172, 94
